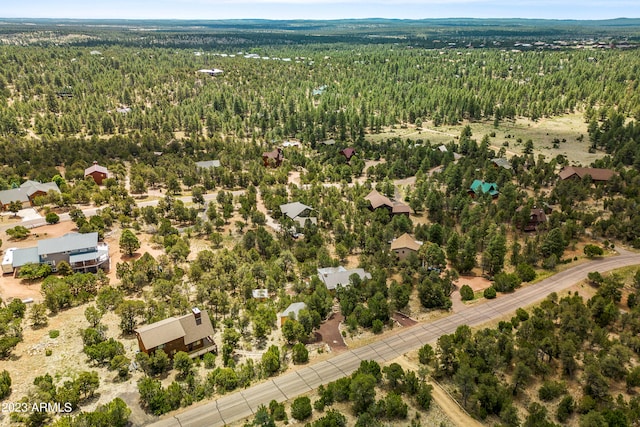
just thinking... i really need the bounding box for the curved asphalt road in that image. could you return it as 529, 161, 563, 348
148, 250, 640, 427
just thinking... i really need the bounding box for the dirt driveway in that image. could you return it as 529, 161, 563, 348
317, 312, 347, 352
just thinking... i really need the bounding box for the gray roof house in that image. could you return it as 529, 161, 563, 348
317, 266, 372, 291
195, 160, 221, 169
280, 202, 317, 227
0, 180, 60, 210
278, 302, 307, 326
11, 232, 109, 274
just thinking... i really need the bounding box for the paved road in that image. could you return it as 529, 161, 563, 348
149, 250, 640, 427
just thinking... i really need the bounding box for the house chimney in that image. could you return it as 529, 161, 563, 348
93, 160, 98, 165
192, 307, 202, 325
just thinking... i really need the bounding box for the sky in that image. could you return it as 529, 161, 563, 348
2, 0, 639, 21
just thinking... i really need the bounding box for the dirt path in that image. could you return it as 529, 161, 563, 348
317, 312, 346, 352
430, 381, 484, 427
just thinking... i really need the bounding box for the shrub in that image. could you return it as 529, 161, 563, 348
45, 349, 52, 356
493, 272, 521, 293
484, 286, 497, 299
292, 343, 309, 364
556, 395, 575, 423
203, 352, 216, 369
0, 370, 11, 399
538, 380, 567, 401
45, 212, 60, 224
516, 263, 537, 282
291, 396, 312, 421
49, 330, 60, 339
460, 285, 474, 301
372, 319, 384, 334
583, 244, 604, 258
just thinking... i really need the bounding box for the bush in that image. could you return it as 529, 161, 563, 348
291, 396, 312, 421
538, 380, 567, 401
45, 212, 60, 224
203, 352, 216, 369
516, 263, 537, 282
583, 244, 604, 258
372, 319, 384, 334
292, 343, 309, 364
493, 272, 521, 293
484, 286, 497, 299
45, 349, 52, 356
556, 395, 575, 423
0, 370, 11, 399
49, 330, 60, 339
460, 285, 474, 301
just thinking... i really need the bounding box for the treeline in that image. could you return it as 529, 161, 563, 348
1, 43, 640, 146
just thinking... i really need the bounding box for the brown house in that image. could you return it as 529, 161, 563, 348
262, 148, 284, 167
558, 166, 615, 183
135, 308, 216, 358
516, 206, 547, 232
84, 161, 110, 185
340, 147, 356, 162
364, 189, 410, 216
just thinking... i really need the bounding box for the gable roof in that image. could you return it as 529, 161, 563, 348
558, 166, 615, 181
491, 158, 512, 170
0, 188, 30, 205
262, 148, 283, 160
20, 180, 60, 196
278, 302, 307, 320
365, 189, 393, 209
469, 180, 499, 196
195, 160, 221, 169
318, 267, 372, 290
340, 148, 356, 159
280, 202, 313, 219
84, 162, 109, 176
390, 233, 423, 252
38, 232, 98, 256
135, 309, 214, 349
178, 310, 214, 345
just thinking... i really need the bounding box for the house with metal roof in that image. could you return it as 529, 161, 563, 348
135, 308, 216, 358
84, 161, 110, 185
0, 180, 60, 211
195, 160, 221, 169
10, 232, 109, 274
280, 202, 317, 228
278, 302, 307, 326
491, 158, 513, 170
317, 266, 372, 291
468, 180, 499, 198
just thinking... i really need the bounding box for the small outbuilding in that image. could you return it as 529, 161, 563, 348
278, 302, 307, 326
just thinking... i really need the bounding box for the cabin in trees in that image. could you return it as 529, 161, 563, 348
262, 148, 284, 167
280, 202, 317, 227
195, 160, 221, 169
364, 189, 410, 216
317, 266, 372, 291
516, 206, 548, 232
340, 147, 357, 162
252, 289, 269, 301
558, 166, 615, 183
84, 161, 110, 185
491, 158, 512, 171
278, 302, 307, 327
390, 233, 423, 260
135, 308, 216, 358
10, 232, 109, 274
0, 180, 60, 211
468, 180, 499, 198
